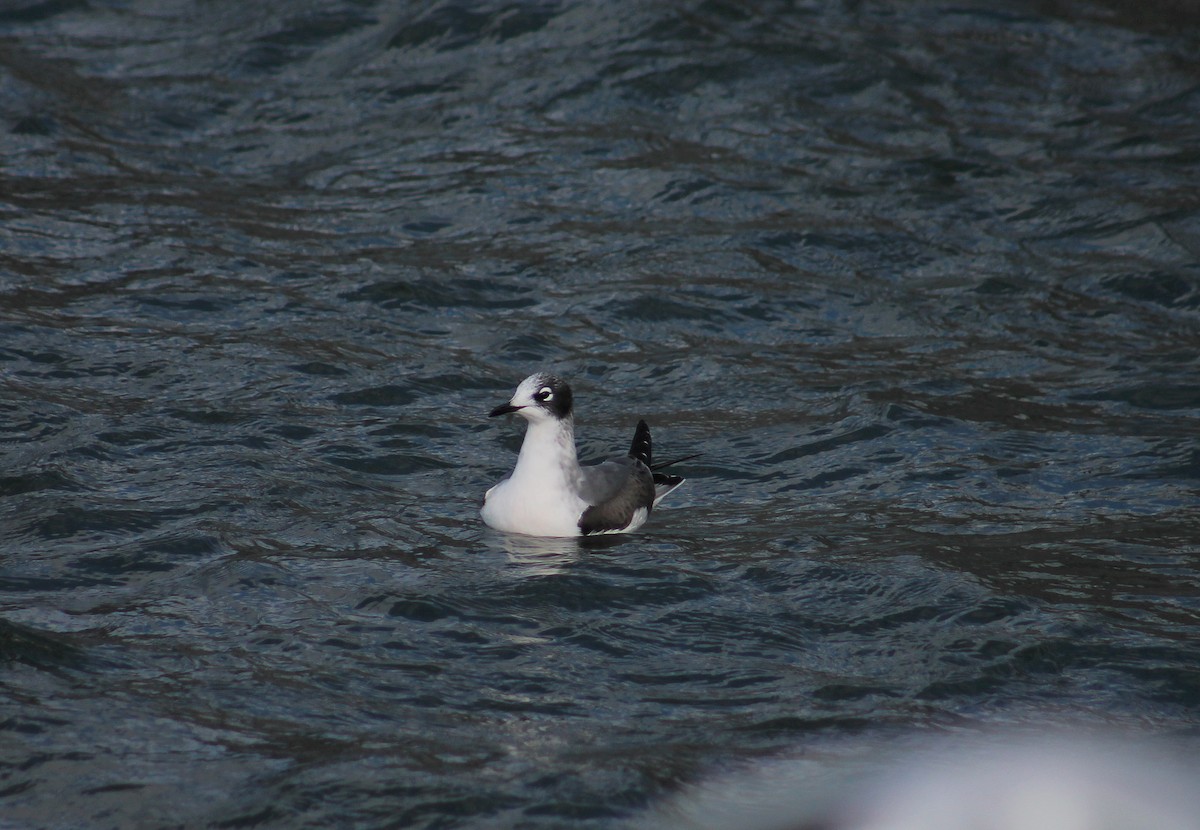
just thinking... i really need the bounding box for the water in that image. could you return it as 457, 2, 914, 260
2, 0, 1199, 827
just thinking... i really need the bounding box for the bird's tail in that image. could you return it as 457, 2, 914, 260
629, 420, 695, 504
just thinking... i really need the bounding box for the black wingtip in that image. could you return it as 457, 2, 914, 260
629, 419, 652, 466
653, 471, 684, 488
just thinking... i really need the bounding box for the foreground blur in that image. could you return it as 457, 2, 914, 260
646, 732, 1200, 830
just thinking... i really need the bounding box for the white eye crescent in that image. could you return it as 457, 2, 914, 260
535, 386, 553, 401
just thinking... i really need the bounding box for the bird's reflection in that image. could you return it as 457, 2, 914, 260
496, 531, 630, 575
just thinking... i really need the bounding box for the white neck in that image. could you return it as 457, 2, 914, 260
510, 416, 580, 485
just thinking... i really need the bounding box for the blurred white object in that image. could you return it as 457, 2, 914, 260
643, 733, 1200, 830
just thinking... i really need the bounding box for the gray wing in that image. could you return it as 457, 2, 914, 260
576, 456, 656, 535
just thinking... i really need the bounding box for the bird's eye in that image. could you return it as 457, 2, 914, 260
535, 387, 553, 401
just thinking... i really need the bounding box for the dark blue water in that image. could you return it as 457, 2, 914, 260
2, 1, 1200, 827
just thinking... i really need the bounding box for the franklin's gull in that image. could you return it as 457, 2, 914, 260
481, 372, 688, 537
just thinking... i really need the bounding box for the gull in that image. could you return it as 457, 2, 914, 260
481, 372, 689, 537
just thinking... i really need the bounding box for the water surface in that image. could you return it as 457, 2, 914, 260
2, 1, 1199, 827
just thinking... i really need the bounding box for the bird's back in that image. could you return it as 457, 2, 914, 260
577, 456, 656, 535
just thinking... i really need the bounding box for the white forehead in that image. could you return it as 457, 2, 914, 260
514, 373, 553, 399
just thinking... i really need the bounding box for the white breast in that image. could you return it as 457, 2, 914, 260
481, 476, 586, 537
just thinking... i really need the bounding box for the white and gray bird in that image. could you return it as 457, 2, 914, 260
481, 372, 689, 537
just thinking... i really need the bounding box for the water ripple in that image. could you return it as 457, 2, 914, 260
2, 2, 1200, 828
